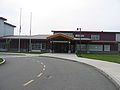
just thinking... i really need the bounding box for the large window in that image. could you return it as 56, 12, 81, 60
42, 43, 46, 50
54, 32, 74, 37
75, 34, 84, 38
104, 45, 110, 51
0, 43, 6, 49
89, 45, 103, 51
76, 44, 87, 51
32, 43, 46, 50
91, 35, 100, 40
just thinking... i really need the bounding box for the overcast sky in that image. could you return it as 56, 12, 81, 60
0, 0, 120, 35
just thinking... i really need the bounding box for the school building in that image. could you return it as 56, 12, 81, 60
0, 17, 120, 53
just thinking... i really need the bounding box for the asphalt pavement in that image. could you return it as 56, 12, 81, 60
0, 55, 118, 90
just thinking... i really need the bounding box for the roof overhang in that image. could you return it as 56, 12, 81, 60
47, 33, 74, 40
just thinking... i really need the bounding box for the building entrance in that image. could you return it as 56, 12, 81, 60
53, 43, 68, 53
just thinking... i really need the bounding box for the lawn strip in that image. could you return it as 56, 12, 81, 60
77, 54, 120, 64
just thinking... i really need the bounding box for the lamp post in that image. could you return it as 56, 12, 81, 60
77, 28, 81, 55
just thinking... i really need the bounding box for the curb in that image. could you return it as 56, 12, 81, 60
40, 55, 120, 90
0, 58, 6, 65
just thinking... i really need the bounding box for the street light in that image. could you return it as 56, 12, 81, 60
77, 28, 81, 55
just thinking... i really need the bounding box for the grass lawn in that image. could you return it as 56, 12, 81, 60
77, 54, 120, 64
0, 58, 3, 63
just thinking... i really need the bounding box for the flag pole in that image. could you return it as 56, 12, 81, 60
18, 8, 22, 52
29, 12, 32, 52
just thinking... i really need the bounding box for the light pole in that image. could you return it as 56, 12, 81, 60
77, 28, 81, 55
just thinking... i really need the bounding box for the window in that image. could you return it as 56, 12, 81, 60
116, 34, 120, 41
75, 34, 84, 38
104, 45, 110, 51
91, 35, 100, 40
32, 43, 42, 50
42, 43, 46, 49
32, 43, 46, 50
54, 32, 74, 37
0, 43, 6, 49
89, 45, 103, 51
76, 44, 87, 51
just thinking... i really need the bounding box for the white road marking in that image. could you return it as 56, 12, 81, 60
37, 61, 40, 62
43, 65, 46, 68
41, 62, 43, 65
37, 73, 43, 77
43, 68, 45, 71
23, 80, 34, 86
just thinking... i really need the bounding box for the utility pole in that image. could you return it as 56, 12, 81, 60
77, 28, 81, 55
18, 8, 22, 52
29, 12, 32, 52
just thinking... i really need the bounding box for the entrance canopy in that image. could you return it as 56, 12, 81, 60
47, 33, 74, 40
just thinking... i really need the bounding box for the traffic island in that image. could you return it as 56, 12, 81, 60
0, 58, 6, 65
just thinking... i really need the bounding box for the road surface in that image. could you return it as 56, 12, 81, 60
0, 55, 117, 90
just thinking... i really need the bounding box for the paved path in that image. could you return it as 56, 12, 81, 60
40, 53, 120, 89
0, 56, 117, 90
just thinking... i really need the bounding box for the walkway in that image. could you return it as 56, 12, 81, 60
40, 53, 120, 89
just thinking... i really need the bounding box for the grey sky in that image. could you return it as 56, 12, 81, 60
0, 0, 120, 35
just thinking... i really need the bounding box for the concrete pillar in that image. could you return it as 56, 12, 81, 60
68, 40, 71, 53
87, 43, 90, 53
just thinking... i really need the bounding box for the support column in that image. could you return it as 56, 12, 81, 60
68, 40, 71, 53
86, 43, 90, 53
75, 41, 77, 53
118, 43, 120, 53
50, 41, 52, 53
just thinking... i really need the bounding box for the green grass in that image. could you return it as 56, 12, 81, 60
0, 51, 43, 54
77, 54, 120, 64
0, 58, 3, 63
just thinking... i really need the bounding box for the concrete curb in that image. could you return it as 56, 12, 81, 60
0, 58, 6, 65
40, 55, 120, 90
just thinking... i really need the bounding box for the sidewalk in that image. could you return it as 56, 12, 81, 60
40, 53, 120, 89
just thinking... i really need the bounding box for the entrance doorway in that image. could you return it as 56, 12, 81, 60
53, 43, 68, 53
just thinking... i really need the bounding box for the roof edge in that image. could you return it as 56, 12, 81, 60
0, 17, 7, 21
4, 22, 16, 27
51, 30, 120, 33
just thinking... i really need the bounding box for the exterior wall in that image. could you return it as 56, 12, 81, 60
54, 31, 119, 41
4, 24, 14, 36
100, 33, 116, 41
0, 18, 15, 37
0, 19, 5, 37
74, 32, 116, 41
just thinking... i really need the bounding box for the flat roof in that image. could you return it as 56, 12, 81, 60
1, 35, 51, 39
52, 30, 120, 33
